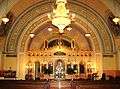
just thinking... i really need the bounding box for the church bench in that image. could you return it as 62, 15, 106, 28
71, 80, 120, 89
0, 80, 50, 89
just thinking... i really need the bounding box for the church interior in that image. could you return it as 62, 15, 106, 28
0, 0, 120, 89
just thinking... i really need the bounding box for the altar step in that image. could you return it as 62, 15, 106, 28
50, 80, 71, 89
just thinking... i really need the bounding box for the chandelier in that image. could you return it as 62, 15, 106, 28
48, 0, 75, 33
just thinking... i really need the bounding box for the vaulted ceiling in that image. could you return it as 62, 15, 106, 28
0, 0, 120, 55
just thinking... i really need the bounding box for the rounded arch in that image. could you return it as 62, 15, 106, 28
4, 0, 115, 55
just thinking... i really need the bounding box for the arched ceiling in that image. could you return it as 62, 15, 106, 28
0, 0, 118, 55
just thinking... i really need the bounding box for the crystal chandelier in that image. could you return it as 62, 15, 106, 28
48, 0, 75, 33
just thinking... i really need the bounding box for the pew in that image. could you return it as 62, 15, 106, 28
0, 80, 50, 89
71, 80, 120, 89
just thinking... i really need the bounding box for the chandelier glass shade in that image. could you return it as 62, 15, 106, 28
48, 0, 75, 33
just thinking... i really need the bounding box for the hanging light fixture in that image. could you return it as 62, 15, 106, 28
2, 0, 9, 24
48, 27, 53, 32
85, 33, 91, 37
30, 33, 35, 38
2, 17, 9, 24
112, 0, 120, 24
48, 0, 75, 33
112, 17, 120, 24
85, 9, 91, 37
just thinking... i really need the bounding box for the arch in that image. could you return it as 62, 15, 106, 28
4, 0, 115, 55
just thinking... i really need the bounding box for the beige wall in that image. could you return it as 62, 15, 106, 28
116, 49, 120, 76
17, 53, 29, 79
102, 54, 117, 76
117, 49, 120, 70
103, 55, 116, 70
0, 52, 2, 70
3, 56, 17, 71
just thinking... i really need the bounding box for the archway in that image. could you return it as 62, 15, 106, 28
3, 0, 116, 79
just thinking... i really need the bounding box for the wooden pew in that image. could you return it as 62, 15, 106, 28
0, 80, 50, 89
71, 80, 120, 89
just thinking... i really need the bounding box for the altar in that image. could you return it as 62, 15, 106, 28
21, 47, 101, 80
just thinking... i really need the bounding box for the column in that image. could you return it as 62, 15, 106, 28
0, 52, 2, 70
71, 40, 75, 49
65, 62, 67, 75
17, 52, 27, 80
116, 48, 120, 76
78, 63, 80, 74
53, 60, 55, 78
44, 40, 48, 49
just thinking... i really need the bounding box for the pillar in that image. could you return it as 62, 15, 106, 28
17, 52, 27, 80
116, 48, 120, 76
0, 52, 2, 70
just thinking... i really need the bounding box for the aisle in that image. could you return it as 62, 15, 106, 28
50, 80, 71, 89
